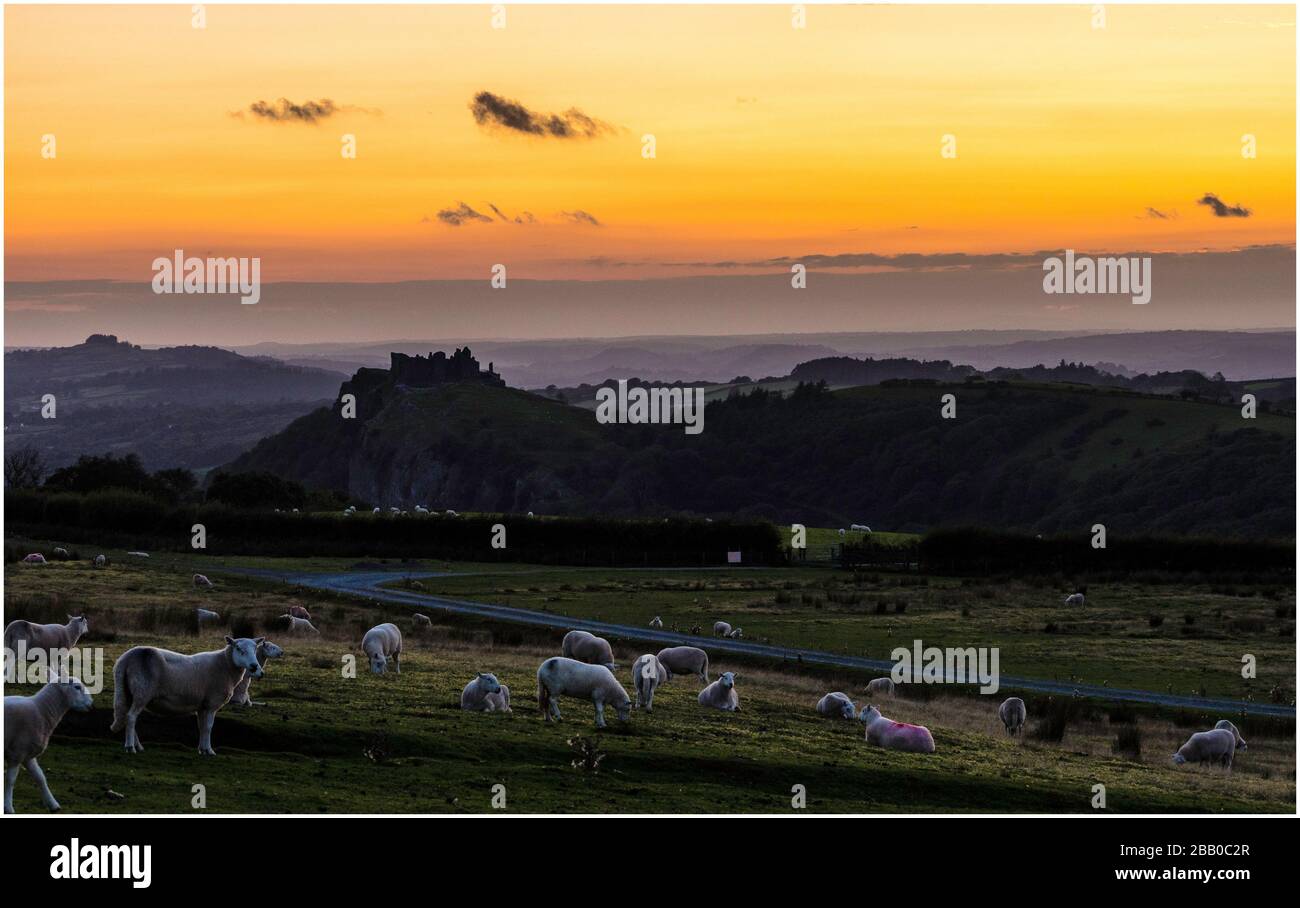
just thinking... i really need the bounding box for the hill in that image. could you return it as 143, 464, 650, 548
4, 334, 344, 470
224, 364, 1295, 538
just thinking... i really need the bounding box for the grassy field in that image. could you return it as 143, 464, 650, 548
3, 553, 1294, 813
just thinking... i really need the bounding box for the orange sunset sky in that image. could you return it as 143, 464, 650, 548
4, 4, 1295, 285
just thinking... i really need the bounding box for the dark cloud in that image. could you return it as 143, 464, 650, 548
469, 91, 613, 139
1197, 193, 1252, 218
246, 98, 340, 124
559, 210, 602, 227
1144, 207, 1172, 220
489, 203, 538, 225
435, 202, 494, 227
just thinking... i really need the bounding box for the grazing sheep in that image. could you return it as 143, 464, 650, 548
1172, 728, 1237, 770
4, 615, 89, 655
52, 547, 70, 561
111, 636, 265, 755
649, 616, 663, 629
412, 613, 432, 629
817, 691, 857, 720
713, 621, 733, 637
389, 507, 400, 514
286, 605, 311, 621
561, 630, 616, 670
93, 554, 107, 568
837, 528, 846, 536
859, 705, 936, 754
698, 672, 741, 712
631, 654, 668, 712
1063, 593, 1085, 606
193, 573, 214, 589
362, 623, 403, 675
278, 615, 319, 636
850, 524, 872, 533
527, 511, 535, 518
21, 553, 46, 564
415, 505, 429, 514
194, 608, 222, 627
4, 676, 94, 813
726, 627, 743, 639
127, 551, 149, 559
445, 509, 459, 517
656, 646, 710, 684
866, 677, 895, 698
230, 641, 284, 707
997, 697, 1026, 736
461, 673, 512, 712
373, 507, 381, 514
1214, 719, 1248, 751
536, 657, 631, 728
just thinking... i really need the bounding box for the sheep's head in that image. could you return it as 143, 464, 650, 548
227, 637, 265, 678
1171, 753, 1187, 765
54, 676, 94, 711
614, 695, 632, 722
719, 671, 736, 690
68, 615, 89, 635
859, 705, 881, 724
368, 652, 388, 675
476, 672, 502, 694
259, 641, 285, 662
839, 699, 856, 720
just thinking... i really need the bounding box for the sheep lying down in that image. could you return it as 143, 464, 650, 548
698, 672, 740, 712
859, 706, 936, 754
816, 691, 856, 720
537, 657, 631, 728
5, 677, 94, 813
461, 673, 512, 712
111, 637, 265, 755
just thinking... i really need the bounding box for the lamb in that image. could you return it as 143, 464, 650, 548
698, 672, 741, 712
194, 607, 222, 627
4, 676, 94, 813
93, 554, 108, 568
712, 621, 733, 637
1172, 728, 1237, 770
866, 677, 895, 698
649, 616, 663, 629
1063, 593, 1085, 606
111, 636, 265, 755
817, 691, 857, 720
230, 641, 284, 707
362, 623, 403, 675
859, 705, 936, 753
997, 697, 1026, 736
286, 605, 311, 621
656, 646, 709, 684
461, 673, 512, 712
536, 657, 631, 728
1214, 719, 1248, 751
279, 615, 319, 636
561, 630, 616, 670
631, 654, 668, 712
193, 573, 214, 589
21, 553, 46, 564
412, 613, 432, 629
4, 615, 89, 656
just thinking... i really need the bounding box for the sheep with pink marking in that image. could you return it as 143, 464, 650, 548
859, 705, 936, 754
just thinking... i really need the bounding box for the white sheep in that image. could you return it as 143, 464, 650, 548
1214, 719, 1248, 751
1172, 728, 1237, 770
362, 623, 403, 674
194, 607, 222, 627
4, 615, 89, 655
4, 676, 94, 813
461, 673, 512, 712
279, 615, 319, 635
193, 573, 214, 589
656, 646, 709, 684
127, 551, 149, 559
631, 654, 668, 712
712, 621, 733, 637
859, 705, 935, 753
726, 627, 743, 639
445, 509, 459, 517
837, 528, 846, 537
52, 547, 70, 560
997, 697, 1026, 736
412, 613, 432, 629
111, 636, 265, 755
93, 554, 107, 568
698, 672, 741, 711
536, 657, 631, 728
649, 616, 663, 629
373, 507, 381, 514
561, 630, 616, 670
415, 505, 429, 514
527, 511, 535, 518
230, 641, 284, 707
816, 691, 857, 720
866, 677, 895, 698
850, 524, 872, 532
1063, 593, 1085, 606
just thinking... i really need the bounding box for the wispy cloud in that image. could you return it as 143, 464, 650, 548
559, 210, 602, 227
434, 202, 494, 227
1197, 193, 1252, 218
469, 91, 614, 139
245, 98, 340, 123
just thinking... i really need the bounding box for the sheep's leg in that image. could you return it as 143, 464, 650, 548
26, 759, 59, 811
125, 705, 146, 753
4, 765, 18, 813
393, 651, 401, 674
594, 699, 607, 728
549, 695, 562, 721
197, 709, 217, 755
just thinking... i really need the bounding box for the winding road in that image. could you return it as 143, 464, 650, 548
224, 567, 1295, 718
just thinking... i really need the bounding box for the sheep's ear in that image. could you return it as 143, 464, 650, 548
225, 636, 236, 645
254, 636, 265, 645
